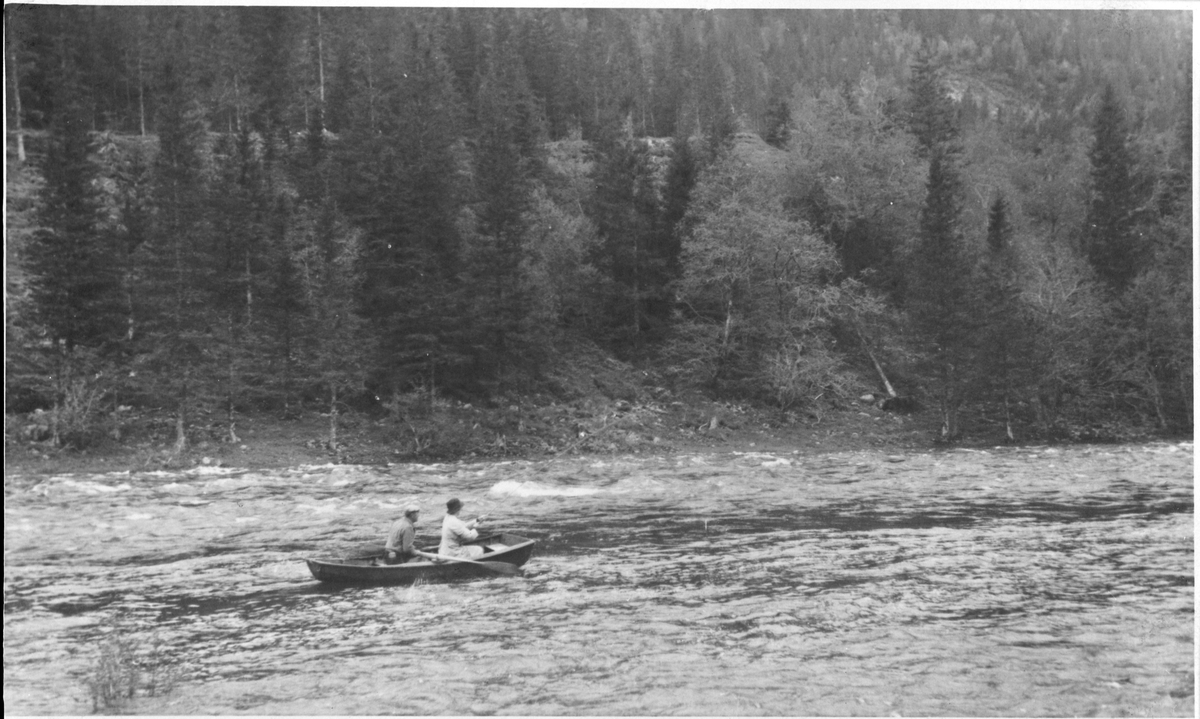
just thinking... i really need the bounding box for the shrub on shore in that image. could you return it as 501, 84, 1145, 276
83, 614, 177, 714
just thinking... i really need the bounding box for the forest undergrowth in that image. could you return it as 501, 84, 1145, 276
5, 336, 1171, 478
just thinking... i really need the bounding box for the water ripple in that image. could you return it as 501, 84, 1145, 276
4, 442, 1193, 715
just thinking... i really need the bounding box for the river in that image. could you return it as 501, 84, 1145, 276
3, 442, 1194, 716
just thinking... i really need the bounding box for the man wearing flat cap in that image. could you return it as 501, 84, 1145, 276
384, 503, 423, 564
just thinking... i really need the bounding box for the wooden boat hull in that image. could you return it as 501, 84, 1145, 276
305, 532, 535, 585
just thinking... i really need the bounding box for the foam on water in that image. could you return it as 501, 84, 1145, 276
183, 466, 246, 477
4, 443, 1192, 716
489, 479, 602, 497
59, 479, 132, 494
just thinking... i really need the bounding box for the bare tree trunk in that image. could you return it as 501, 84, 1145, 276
853, 321, 896, 398
365, 47, 376, 131
1003, 393, 1014, 442
1179, 370, 1193, 428
174, 378, 189, 457
137, 46, 146, 136
632, 234, 641, 340
245, 249, 253, 324
938, 361, 960, 440
124, 261, 136, 341
721, 299, 734, 350
1147, 367, 1168, 430
711, 298, 734, 385
9, 34, 26, 162
328, 384, 339, 452
171, 184, 188, 458
226, 313, 241, 444
49, 348, 68, 447
316, 8, 326, 106
283, 322, 294, 416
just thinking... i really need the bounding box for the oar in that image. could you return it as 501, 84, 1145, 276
413, 549, 521, 576
351, 545, 520, 576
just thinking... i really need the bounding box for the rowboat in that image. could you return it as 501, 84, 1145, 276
305, 532, 536, 585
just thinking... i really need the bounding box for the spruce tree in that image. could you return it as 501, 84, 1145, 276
462, 30, 547, 377
25, 68, 122, 353
695, 28, 737, 158
207, 125, 278, 438
1109, 74, 1193, 432
238, 6, 299, 154
260, 194, 306, 416
763, 95, 792, 149
910, 143, 976, 439
292, 199, 368, 456
136, 56, 217, 455
336, 17, 469, 393
648, 21, 693, 138
904, 41, 978, 440
979, 195, 1030, 441
111, 137, 154, 302
589, 128, 657, 346
1161, 66, 1192, 221
907, 42, 958, 159
518, 9, 574, 140
21, 62, 123, 446
1083, 84, 1141, 293
652, 128, 698, 318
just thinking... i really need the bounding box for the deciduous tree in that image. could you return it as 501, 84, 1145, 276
674, 150, 846, 406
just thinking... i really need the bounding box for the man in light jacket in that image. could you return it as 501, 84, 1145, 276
439, 497, 486, 559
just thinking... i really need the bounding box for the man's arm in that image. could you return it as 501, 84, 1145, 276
450, 515, 479, 541
400, 526, 416, 554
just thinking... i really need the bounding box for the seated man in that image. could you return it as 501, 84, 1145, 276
383, 503, 422, 564
438, 498, 487, 560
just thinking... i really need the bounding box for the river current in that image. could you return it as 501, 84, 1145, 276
3, 442, 1194, 716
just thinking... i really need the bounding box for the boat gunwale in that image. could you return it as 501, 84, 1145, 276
305, 532, 536, 571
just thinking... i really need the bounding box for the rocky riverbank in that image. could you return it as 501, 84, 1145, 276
4, 392, 943, 477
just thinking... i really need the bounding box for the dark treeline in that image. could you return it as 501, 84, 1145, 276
5, 7, 1192, 451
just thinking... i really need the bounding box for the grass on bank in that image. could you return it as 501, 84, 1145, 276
83, 614, 178, 714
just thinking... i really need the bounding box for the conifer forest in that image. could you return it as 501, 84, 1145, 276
4, 7, 1193, 454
